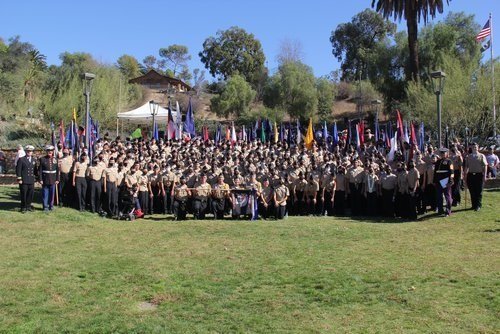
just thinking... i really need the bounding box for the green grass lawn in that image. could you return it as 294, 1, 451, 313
0, 186, 498, 333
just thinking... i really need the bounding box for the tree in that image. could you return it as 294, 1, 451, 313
116, 55, 141, 79
142, 55, 157, 71
23, 49, 47, 103
276, 38, 305, 65
158, 44, 191, 77
330, 9, 396, 81
371, 0, 450, 82
263, 61, 318, 121
316, 78, 336, 121
199, 26, 266, 86
210, 74, 256, 118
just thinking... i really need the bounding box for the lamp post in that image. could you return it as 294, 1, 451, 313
430, 70, 446, 148
149, 100, 159, 139
81, 72, 95, 149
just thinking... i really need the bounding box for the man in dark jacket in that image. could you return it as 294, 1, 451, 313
37, 145, 59, 212
16, 145, 36, 213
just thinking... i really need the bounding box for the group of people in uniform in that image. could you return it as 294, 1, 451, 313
15, 135, 489, 220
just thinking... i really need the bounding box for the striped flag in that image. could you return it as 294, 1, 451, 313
476, 19, 491, 41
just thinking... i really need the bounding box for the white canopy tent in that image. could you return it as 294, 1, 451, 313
117, 102, 178, 124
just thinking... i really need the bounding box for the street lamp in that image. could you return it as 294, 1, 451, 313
149, 100, 159, 139
81, 72, 95, 150
430, 70, 446, 148
371, 99, 382, 141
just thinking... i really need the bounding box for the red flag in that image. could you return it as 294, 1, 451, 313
396, 110, 404, 141
410, 122, 417, 146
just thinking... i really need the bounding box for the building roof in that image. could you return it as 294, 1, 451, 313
128, 69, 192, 91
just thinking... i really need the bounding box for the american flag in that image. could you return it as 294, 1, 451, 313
476, 19, 491, 41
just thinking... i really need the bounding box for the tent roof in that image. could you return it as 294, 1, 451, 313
117, 102, 178, 124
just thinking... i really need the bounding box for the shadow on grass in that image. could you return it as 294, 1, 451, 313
0, 186, 43, 212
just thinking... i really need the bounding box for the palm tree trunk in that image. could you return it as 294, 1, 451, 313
406, 9, 419, 82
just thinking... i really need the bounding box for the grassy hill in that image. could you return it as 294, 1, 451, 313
0, 186, 498, 333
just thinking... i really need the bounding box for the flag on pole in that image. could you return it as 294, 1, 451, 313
404, 121, 410, 144
175, 101, 182, 140
215, 123, 221, 143
231, 122, 237, 144
167, 101, 176, 140
332, 122, 338, 145
296, 119, 301, 144
184, 97, 196, 138
388, 135, 397, 162
274, 121, 279, 143
322, 121, 328, 145
374, 115, 379, 143
476, 18, 491, 41
359, 120, 364, 146
419, 122, 425, 152
396, 110, 404, 141
355, 124, 360, 150
305, 118, 314, 150
59, 120, 65, 149
131, 128, 142, 139
261, 121, 266, 143
153, 121, 159, 141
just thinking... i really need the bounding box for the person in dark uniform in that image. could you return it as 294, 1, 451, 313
192, 173, 212, 219
72, 153, 88, 212
434, 148, 454, 216
16, 145, 36, 213
464, 143, 488, 211
37, 145, 59, 212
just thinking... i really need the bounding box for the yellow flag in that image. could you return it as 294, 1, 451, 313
73, 107, 77, 122
305, 118, 314, 150
274, 121, 279, 143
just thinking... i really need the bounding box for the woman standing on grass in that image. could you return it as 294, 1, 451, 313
72, 153, 88, 212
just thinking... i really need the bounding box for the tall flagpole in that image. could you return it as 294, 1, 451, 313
491, 13, 497, 138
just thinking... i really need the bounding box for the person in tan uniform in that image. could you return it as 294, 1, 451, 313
173, 176, 191, 220
58, 148, 74, 207
304, 174, 319, 215
259, 178, 273, 219
322, 171, 336, 216
72, 153, 88, 211
273, 178, 289, 219
394, 163, 409, 218
148, 166, 163, 214
137, 167, 150, 216
293, 172, 307, 216
362, 166, 379, 216
407, 161, 420, 219
464, 143, 488, 211
346, 159, 364, 216
211, 174, 230, 219
379, 165, 397, 217
86, 158, 104, 214
103, 159, 119, 217
161, 167, 176, 214
334, 167, 347, 215
193, 173, 212, 219
422, 155, 437, 212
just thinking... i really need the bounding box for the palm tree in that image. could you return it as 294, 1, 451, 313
23, 49, 47, 102
371, 0, 449, 82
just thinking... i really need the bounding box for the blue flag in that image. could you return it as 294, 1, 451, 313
333, 122, 338, 145
322, 121, 328, 145
184, 97, 196, 138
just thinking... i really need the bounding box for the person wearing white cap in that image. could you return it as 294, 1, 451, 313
37, 145, 59, 212
16, 145, 36, 213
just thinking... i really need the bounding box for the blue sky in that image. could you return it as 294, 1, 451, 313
2, 0, 498, 80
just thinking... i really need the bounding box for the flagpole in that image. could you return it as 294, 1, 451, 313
491, 13, 497, 138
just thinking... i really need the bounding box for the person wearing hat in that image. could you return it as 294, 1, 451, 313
37, 145, 59, 212
16, 145, 36, 213
434, 148, 453, 216
464, 143, 488, 211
